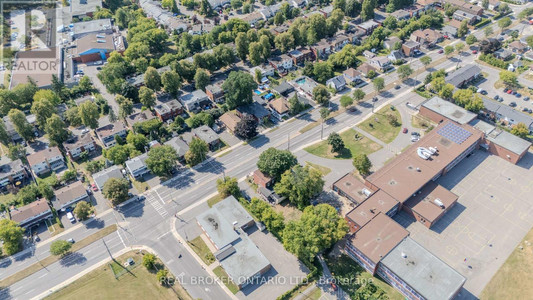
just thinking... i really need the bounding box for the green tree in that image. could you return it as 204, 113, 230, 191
361, 0, 376, 21
248, 42, 263, 66
249, 198, 285, 234
373, 77, 385, 95
143, 253, 156, 270
73, 201, 92, 221
455, 42, 465, 54
0, 121, 10, 145
288, 93, 304, 115
104, 145, 130, 165
185, 137, 209, 166
146, 145, 179, 176
312, 85, 331, 106
139, 87, 155, 108
66, 107, 82, 127
157, 269, 170, 286
274, 11, 285, 26
161, 71, 182, 96
8, 144, 26, 161
482, 0, 489, 9
282, 204, 348, 261
144, 67, 161, 91
126, 132, 148, 152
216, 176, 240, 198
353, 89, 365, 102
162, 0, 179, 12
30, 98, 56, 129
222, 71, 257, 109
439, 83, 455, 100
257, 148, 298, 181
498, 17, 511, 33
274, 32, 295, 54
8, 109, 34, 142
499, 70, 518, 88
340, 95, 354, 109
457, 20, 468, 38
313, 61, 333, 84
466, 34, 478, 45
45, 114, 70, 145
116, 95, 134, 120
50, 240, 72, 257
102, 177, 130, 206
33, 89, 60, 106
274, 165, 324, 209
353, 153, 372, 175
397, 65, 413, 82
259, 35, 271, 61
235, 32, 249, 61
420, 56, 432, 70
0, 219, 25, 255
444, 45, 454, 57
234, 114, 258, 140
327, 132, 344, 153
511, 122, 529, 138
108, 108, 118, 123
194, 69, 210, 92
320, 107, 330, 121
484, 26, 493, 37
78, 101, 100, 129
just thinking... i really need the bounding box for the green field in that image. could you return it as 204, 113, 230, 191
187, 236, 215, 265
358, 106, 402, 144
481, 227, 533, 300
305, 162, 332, 176
213, 266, 239, 294
45, 251, 190, 300
304, 129, 382, 159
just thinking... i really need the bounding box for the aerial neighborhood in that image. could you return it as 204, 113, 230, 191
0, 0, 533, 298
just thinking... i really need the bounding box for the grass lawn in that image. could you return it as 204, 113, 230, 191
0, 225, 117, 289
480, 227, 533, 300
299, 121, 320, 134
307, 287, 322, 300
213, 266, 239, 294
0, 193, 15, 208
131, 178, 150, 193
187, 236, 215, 265
411, 114, 433, 130
273, 203, 303, 223
45, 251, 190, 300
305, 162, 332, 176
304, 129, 382, 159
325, 254, 404, 300
358, 106, 402, 144
207, 194, 222, 208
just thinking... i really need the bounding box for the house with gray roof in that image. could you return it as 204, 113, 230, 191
127, 66, 171, 87
0, 159, 27, 190
92, 165, 124, 191
236, 102, 271, 124
164, 137, 189, 161
272, 81, 295, 97
481, 98, 533, 131
125, 153, 150, 179
53, 181, 89, 211
208, 0, 230, 9
196, 196, 271, 290
193, 125, 220, 150
179, 90, 211, 112
326, 75, 347, 92
71, 0, 103, 18
445, 64, 481, 88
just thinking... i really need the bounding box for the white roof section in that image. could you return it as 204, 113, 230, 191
422, 96, 477, 125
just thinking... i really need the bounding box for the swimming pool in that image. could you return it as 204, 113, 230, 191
295, 78, 306, 85
254, 90, 262, 95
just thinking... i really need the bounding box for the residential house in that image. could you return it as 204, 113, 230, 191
445, 64, 481, 88
2, 116, 22, 143
356, 20, 379, 35
291, 0, 307, 8
478, 0, 500, 10
139, 0, 188, 33
64, 133, 97, 160
509, 41, 528, 54
311, 39, 332, 60
179, 90, 211, 112
10, 198, 52, 228
208, 0, 230, 9
219, 112, 241, 133
319, 5, 334, 18
326, 75, 347, 92
257, 186, 284, 204
259, 3, 282, 20
236, 102, 271, 124
270, 24, 289, 35
343, 68, 363, 85
363, 50, 376, 59
241, 12, 264, 26
481, 98, 533, 131
383, 36, 402, 50
95, 121, 128, 148
291, 76, 319, 98
369, 57, 392, 72
53, 181, 89, 211
453, 10, 480, 25
268, 54, 294, 73
127, 66, 171, 87
193, 125, 220, 150
92, 165, 124, 191
441, 0, 484, 15
410, 29, 443, 48
164, 137, 190, 161
391, 9, 410, 20
442, 25, 458, 38
205, 84, 225, 103
358, 63, 378, 77
189, 23, 215, 35
402, 40, 421, 57
71, 33, 125, 63
0, 159, 28, 190
329, 34, 350, 52
289, 48, 315, 65
272, 81, 296, 97
71, 19, 113, 39
125, 153, 150, 179
154, 93, 184, 122
127, 111, 157, 131
27, 147, 65, 176
269, 97, 290, 120
388, 50, 404, 63
249, 64, 275, 80
494, 48, 513, 60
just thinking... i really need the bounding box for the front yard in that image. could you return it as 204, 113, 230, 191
187, 236, 215, 265
358, 106, 402, 144
304, 128, 382, 159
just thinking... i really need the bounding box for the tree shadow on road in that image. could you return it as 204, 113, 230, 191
59, 252, 87, 267
85, 218, 105, 229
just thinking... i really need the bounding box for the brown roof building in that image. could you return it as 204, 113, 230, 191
403, 181, 458, 228
332, 173, 374, 205
345, 190, 400, 233
269, 97, 290, 120
53, 181, 90, 211
10, 198, 52, 228
357, 63, 378, 77
253, 169, 273, 188
345, 213, 409, 274
219, 112, 241, 133
27, 147, 65, 176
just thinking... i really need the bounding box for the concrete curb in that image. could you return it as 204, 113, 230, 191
170, 218, 239, 300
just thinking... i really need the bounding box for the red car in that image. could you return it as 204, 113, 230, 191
438, 49, 444, 54
403, 128, 408, 134
472, 50, 478, 54
507, 90, 513, 94
91, 183, 98, 191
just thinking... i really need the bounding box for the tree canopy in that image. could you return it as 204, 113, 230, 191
146, 145, 179, 176
0, 219, 24, 255
50, 240, 72, 256
257, 148, 298, 181
274, 165, 325, 209
222, 71, 257, 109
102, 178, 130, 206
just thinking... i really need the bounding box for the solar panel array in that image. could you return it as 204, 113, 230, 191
437, 123, 472, 144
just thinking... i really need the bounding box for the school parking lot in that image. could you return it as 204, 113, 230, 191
394, 150, 533, 298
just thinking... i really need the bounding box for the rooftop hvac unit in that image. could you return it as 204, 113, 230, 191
97, 39, 106, 43
434, 198, 445, 209
96, 35, 105, 38
362, 188, 372, 197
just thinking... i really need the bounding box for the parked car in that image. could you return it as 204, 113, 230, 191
524, 97, 530, 101
66, 212, 76, 223
402, 128, 408, 134
411, 132, 420, 136
516, 93, 522, 98
91, 183, 98, 191
494, 95, 500, 100
510, 102, 517, 107
372, 97, 378, 102
395, 84, 401, 90
507, 90, 513, 94
438, 49, 443, 54
504, 88, 509, 93
472, 50, 478, 54
67, 238, 75, 243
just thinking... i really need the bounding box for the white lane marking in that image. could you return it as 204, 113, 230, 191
38, 273, 48, 279
146, 193, 168, 218
153, 188, 165, 205
156, 232, 170, 240
24, 289, 34, 295
166, 259, 174, 264
116, 231, 126, 248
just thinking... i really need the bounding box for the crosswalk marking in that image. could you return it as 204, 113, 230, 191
147, 193, 169, 218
